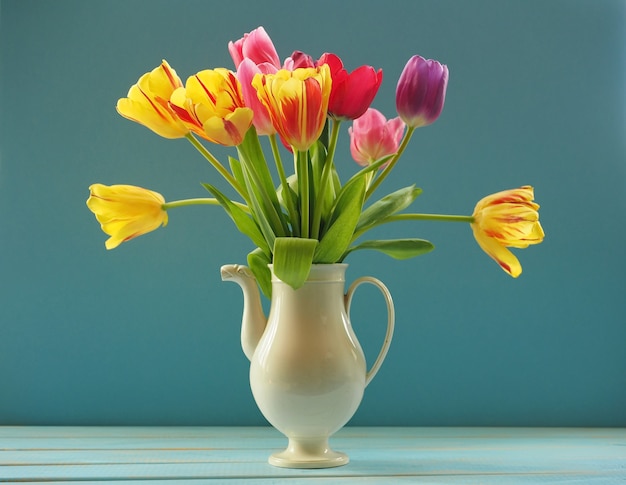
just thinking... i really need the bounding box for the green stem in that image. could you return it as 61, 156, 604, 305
163, 197, 250, 212
296, 150, 310, 238
185, 133, 248, 202
270, 134, 299, 236
387, 213, 475, 223
365, 126, 416, 200
352, 212, 473, 241
311, 119, 341, 240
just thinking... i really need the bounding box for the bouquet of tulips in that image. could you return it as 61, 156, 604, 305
87, 27, 544, 296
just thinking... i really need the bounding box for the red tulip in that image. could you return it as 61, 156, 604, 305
318, 53, 383, 120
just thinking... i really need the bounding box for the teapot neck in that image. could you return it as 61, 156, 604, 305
269, 263, 348, 285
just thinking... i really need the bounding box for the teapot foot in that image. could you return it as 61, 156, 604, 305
268, 437, 349, 469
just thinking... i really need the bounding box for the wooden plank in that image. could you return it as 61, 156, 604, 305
11, 478, 626, 485
0, 427, 624, 483
2, 440, 625, 468
3, 461, 625, 482
3, 426, 624, 449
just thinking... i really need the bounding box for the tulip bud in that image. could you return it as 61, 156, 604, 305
349, 108, 405, 166
252, 65, 332, 152
169, 69, 253, 146
470, 186, 544, 277
228, 26, 281, 70
116, 60, 189, 139
318, 53, 383, 120
86, 184, 168, 249
283, 51, 316, 70
396, 55, 448, 128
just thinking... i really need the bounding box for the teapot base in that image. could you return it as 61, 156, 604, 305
268, 437, 349, 469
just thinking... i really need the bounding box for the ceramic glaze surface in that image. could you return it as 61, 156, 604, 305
251, 265, 366, 442
222, 263, 394, 468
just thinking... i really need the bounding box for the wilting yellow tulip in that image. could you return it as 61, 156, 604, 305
471, 186, 544, 277
86, 184, 168, 250
116, 60, 189, 139
169, 68, 253, 146
252, 65, 332, 151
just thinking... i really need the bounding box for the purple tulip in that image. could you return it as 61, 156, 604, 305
396, 55, 448, 128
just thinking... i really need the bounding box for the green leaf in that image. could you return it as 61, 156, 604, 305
238, 127, 278, 198
237, 160, 279, 249
237, 128, 290, 237
356, 185, 422, 234
314, 177, 366, 263
248, 247, 272, 299
273, 237, 318, 290
346, 238, 435, 260
202, 183, 270, 254
228, 156, 247, 199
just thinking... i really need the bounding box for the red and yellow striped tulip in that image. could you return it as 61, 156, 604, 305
471, 186, 544, 277
86, 184, 168, 250
252, 65, 332, 151
116, 60, 189, 139
169, 68, 254, 146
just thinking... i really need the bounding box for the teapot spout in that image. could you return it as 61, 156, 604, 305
221, 264, 267, 361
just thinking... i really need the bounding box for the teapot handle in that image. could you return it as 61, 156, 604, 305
345, 276, 395, 387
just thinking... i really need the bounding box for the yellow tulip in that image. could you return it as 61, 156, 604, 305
86, 184, 168, 250
169, 68, 253, 146
252, 65, 332, 151
471, 186, 544, 277
116, 60, 189, 139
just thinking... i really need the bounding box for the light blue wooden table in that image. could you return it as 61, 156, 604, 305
1, 426, 625, 483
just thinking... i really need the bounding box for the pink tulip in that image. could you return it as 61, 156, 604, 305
229, 27, 282, 135
237, 59, 277, 135
349, 108, 405, 166
396, 55, 448, 128
317, 53, 383, 120
228, 26, 281, 70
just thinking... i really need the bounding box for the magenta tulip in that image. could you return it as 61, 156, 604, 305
349, 108, 405, 166
396, 55, 448, 128
283, 51, 316, 70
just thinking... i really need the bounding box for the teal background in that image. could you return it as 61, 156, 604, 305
1, 0, 625, 426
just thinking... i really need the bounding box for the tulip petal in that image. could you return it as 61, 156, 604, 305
470, 186, 543, 277
169, 68, 253, 146
349, 108, 405, 165
116, 61, 188, 138
229, 26, 281, 70
471, 225, 522, 278
237, 59, 276, 135
252, 66, 331, 151
396, 55, 448, 128
318, 53, 382, 120
86, 184, 168, 249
